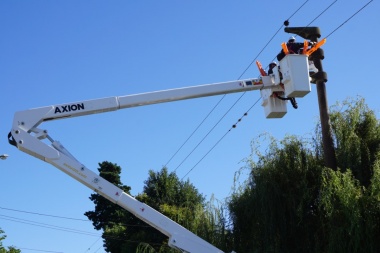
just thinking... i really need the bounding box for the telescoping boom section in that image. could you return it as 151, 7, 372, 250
9, 59, 312, 253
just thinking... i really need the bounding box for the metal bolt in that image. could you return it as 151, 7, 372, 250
18, 140, 23, 144
15, 130, 19, 134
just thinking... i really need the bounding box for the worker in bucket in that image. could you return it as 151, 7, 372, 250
286, 36, 304, 54
268, 62, 277, 75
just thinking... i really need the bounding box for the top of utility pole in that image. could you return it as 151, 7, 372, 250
284, 27, 321, 41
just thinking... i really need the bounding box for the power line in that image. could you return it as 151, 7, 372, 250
181, 97, 261, 180
0, 205, 151, 228
0, 206, 88, 221
17, 248, 64, 253
179, 0, 373, 179
305, 0, 337, 27
84, 237, 102, 253
325, 0, 373, 39
164, 97, 226, 168
175, 1, 312, 176
271, 0, 338, 63
174, 92, 247, 172
165, 1, 312, 171
1, 214, 162, 249
93, 245, 103, 253
0, 215, 100, 236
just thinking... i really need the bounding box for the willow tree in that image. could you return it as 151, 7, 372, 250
317, 97, 380, 252
228, 97, 380, 253
229, 135, 324, 253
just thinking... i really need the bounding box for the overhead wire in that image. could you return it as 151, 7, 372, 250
93, 245, 104, 253
0, 206, 88, 221
1, 213, 164, 251
176, 0, 312, 177
17, 247, 64, 253
84, 237, 101, 253
325, 0, 373, 39
165, 0, 312, 171
270, 0, 338, 63
0, 214, 100, 236
9, 1, 374, 251
1, 205, 174, 251
180, 98, 261, 180
164, 99, 224, 168
180, 0, 373, 179
174, 92, 246, 172
0, 205, 151, 228
305, 0, 337, 27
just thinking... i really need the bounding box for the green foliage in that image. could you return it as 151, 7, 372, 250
142, 168, 204, 210
229, 135, 323, 253
322, 97, 380, 186
87, 97, 380, 253
229, 97, 380, 253
85, 161, 142, 253
87, 164, 228, 253
319, 168, 363, 252
135, 168, 230, 252
0, 229, 21, 253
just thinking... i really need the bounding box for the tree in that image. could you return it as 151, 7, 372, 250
84, 161, 141, 253
86, 163, 227, 253
0, 229, 21, 253
228, 97, 380, 253
317, 97, 380, 252
316, 97, 380, 187
229, 136, 324, 253
138, 168, 232, 252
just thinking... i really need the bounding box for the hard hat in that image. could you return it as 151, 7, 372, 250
288, 36, 295, 42
269, 61, 277, 66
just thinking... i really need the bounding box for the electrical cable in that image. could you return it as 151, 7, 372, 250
0, 205, 151, 228
0, 215, 100, 236
174, 92, 246, 172
0, 206, 88, 221
164, 97, 225, 168
166, 1, 312, 170
287, 0, 311, 22
325, 0, 373, 39
1, 214, 163, 250
93, 245, 103, 253
305, 0, 337, 27
179, 0, 372, 179
181, 97, 261, 180
84, 237, 101, 253
176, 1, 312, 176
270, 0, 338, 63
8, 2, 374, 251
17, 247, 64, 253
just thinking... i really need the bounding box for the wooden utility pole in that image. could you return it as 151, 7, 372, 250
284, 27, 337, 170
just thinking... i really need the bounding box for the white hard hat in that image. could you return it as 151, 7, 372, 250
270, 61, 277, 66
289, 36, 295, 41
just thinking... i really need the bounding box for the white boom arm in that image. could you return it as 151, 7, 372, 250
9, 54, 312, 253
9, 78, 265, 253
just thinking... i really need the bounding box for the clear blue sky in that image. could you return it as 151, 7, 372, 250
1, 1, 379, 252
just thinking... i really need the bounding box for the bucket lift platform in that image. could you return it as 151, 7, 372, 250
259, 53, 312, 118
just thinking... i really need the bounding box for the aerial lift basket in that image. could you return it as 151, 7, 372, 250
279, 54, 311, 98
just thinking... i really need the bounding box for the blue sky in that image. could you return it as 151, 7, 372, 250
1, 1, 379, 252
